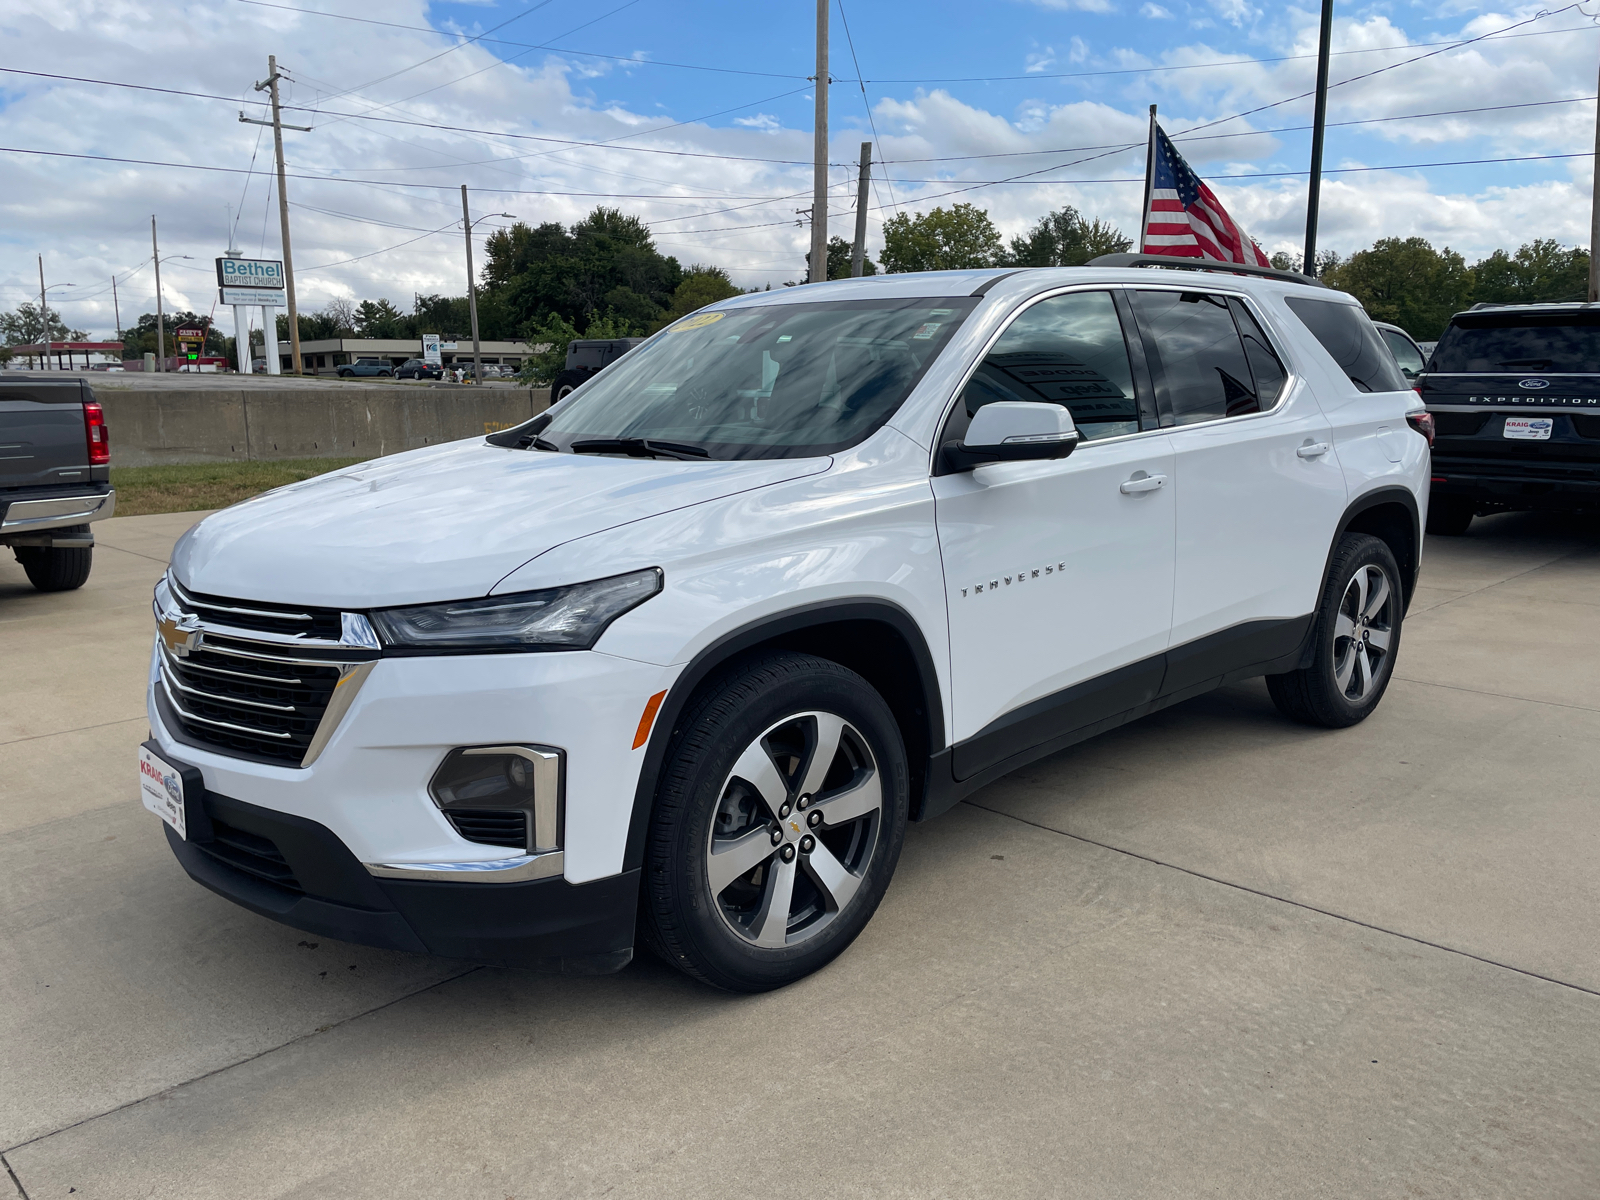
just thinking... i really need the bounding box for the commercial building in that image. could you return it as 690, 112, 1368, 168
8, 341, 124, 370
283, 338, 537, 373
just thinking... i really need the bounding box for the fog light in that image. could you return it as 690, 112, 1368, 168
429, 745, 562, 853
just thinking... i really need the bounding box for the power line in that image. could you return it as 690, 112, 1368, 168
835, 0, 897, 217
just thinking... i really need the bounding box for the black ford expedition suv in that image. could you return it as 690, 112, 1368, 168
1419, 303, 1600, 534
1, 379, 115, 590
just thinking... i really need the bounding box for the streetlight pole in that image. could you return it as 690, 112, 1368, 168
1590, 49, 1600, 301
37, 255, 50, 370
459, 187, 513, 385
1302, 0, 1335, 277
152, 216, 165, 371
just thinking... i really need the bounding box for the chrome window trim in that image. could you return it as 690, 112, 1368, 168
927, 281, 1303, 471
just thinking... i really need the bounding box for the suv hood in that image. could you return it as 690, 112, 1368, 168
171, 440, 830, 608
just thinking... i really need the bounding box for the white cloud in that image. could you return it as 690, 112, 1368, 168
1025, 47, 1058, 73
733, 114, 782, 133
1017, 0, 1117, 13
1140, 3, 1174, 18
1069, 36, 1091, 63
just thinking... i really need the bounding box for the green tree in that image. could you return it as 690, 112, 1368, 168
1322, 238, 1474, 341
804, 236, 879, 283
880, 203, 1003, 273
1003, 206, 1132, 267
0, 302, 86, 345
1473, 239, 1589, 305
355, 299, 411, 339
117, 311, 221, 358
655, 266, 743, 329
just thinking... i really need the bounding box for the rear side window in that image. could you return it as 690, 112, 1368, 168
1284, 297, 1408, 393
1131, 290, 1261, 424
948, 290, 1140, 443
1430, 316, 1600, 373
1378, 328, 1425, 379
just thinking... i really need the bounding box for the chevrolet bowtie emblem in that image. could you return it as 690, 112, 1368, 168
789, 821, 801, 833
157, 613, 202, 658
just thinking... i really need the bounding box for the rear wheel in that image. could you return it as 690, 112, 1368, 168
1266, 533, 1402, 729
1426, 495, 1474, 536
640, 653, 909, 992
14, 527, 93, 592
551, 370, 586, 402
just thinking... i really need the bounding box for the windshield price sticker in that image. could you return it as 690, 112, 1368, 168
669, 312, 726, 332
1504, 417, 1554, 440
138, 745, 187, 840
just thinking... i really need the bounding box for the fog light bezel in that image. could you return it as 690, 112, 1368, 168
428, 744, 564, 855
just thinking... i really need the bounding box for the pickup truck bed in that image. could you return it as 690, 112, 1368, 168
1, 378, 115, 591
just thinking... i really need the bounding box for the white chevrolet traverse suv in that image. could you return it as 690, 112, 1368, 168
141, 257, 1430, 991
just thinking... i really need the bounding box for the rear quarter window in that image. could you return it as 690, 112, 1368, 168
1284, 297, 1409, 393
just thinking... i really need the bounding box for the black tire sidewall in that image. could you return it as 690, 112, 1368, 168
1307, 534, 1403, 723
644, 654, 909, 992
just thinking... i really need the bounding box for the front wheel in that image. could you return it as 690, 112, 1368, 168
640, 653, 909, 992
550, 370, 586, 403
1267, 533, 1403, 728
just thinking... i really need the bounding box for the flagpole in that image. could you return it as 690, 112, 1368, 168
1139, 104, 1158, 253
1302, 0, 1335, 276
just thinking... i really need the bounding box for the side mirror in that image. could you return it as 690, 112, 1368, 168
940, 401, 1080, 474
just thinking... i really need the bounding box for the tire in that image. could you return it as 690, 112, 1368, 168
14, 527, 93, 592
551, 370, 586, 402
1426, 495, 1474, 536
381, 369, 393, 377
337, 369, 352, 378
1266, 533, 1403, 729
640, 652, 910, 992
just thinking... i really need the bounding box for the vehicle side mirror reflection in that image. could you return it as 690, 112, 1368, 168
940, 401, 1080, 474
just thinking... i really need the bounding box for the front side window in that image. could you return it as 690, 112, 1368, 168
945, 290, 1139, 444
529, 297, 976, 460
1131, 290, 1261, 424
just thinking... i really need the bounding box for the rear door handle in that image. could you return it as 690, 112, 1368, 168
1119, 473, 1167, 494
1297, 442, 1331, 459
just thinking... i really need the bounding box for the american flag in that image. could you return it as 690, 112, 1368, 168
1142, 124, 1271, 267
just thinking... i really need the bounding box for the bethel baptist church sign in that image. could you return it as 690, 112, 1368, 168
215, 258, 285, 289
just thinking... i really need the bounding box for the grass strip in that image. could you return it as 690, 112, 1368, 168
110, 457, 372, 516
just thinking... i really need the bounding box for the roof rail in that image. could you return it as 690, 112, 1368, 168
1086, 252, 1328, 288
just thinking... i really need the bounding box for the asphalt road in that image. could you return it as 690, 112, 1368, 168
2, 509, 1597, 1198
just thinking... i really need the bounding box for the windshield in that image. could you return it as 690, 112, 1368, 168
528, 297, 977, 459
1430, 314, 1600, 373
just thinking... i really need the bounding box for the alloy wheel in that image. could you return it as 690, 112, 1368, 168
705, 711, 883, 949
1333, 563, 1394, 702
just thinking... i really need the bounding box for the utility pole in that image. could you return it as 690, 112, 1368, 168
462, 185, 483, 385
850, 142, 872, 278
810, 0, 829, 283
37, 255, 49, 370
1590, 49, 1600, 301
1302, 0, 1335, 277
247, 55, 311, 374
151, 216, 165, 371
112, 274, 121, 341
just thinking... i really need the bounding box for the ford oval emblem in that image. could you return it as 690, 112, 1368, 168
1519, 377, 1550, 390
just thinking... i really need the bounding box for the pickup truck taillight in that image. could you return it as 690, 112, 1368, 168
1405, 410, 1435, 447
84, 401, 110, 465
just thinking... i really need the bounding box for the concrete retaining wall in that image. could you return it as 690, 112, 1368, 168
98, 386, 552, 467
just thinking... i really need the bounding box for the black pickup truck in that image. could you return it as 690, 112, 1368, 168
1418, 303, 1600, 534
1, 379, 115, 591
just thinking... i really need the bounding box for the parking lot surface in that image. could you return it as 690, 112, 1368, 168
3, 511, 1597, 1198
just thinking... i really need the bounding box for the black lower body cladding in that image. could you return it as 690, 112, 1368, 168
165, 790, 639, 973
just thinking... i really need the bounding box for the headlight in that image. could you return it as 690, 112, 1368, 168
370, 568, 662, 652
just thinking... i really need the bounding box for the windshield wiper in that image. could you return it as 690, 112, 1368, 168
569, 437, 710, 460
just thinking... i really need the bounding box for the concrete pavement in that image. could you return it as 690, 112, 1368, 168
2, 510, 1597, 1197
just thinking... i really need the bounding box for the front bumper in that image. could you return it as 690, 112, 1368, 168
166, 786, 638, 971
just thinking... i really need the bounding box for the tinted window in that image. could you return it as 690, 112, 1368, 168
1379, 328, 1425, 378
1284, 297, 1408, 393
535, 297, 975, 460
947, 290, 1139, 443
1229, 298, 1288, 408
1430, 315, 1600, 373
1132, 290, 1260, 424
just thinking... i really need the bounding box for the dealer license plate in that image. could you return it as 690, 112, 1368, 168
139, 745, 187, 839
1504, 417, 1553, 440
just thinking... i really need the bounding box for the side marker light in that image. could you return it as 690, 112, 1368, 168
633, 689, 668, 750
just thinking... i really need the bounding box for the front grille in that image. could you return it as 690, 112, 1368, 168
156, 576, 378, 768
193, 815, 303, 894
445, 809, 529, 849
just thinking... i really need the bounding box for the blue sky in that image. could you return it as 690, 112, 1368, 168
2, 0, 1597, 332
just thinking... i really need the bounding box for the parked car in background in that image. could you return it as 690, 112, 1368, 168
252, 359, 268, 374
141, 258, 1428, 992
1375, 322, 1427, 384
551, 337, 646, 401
1, 378, 114, 591
1418, 302, 1600, 534
397, 359, 443, 380
337, 358, 395, 379
1417, 341, 1438, 361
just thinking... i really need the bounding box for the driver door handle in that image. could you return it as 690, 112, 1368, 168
1119, 473, 1167, 494
1297, 442, 1331, 459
